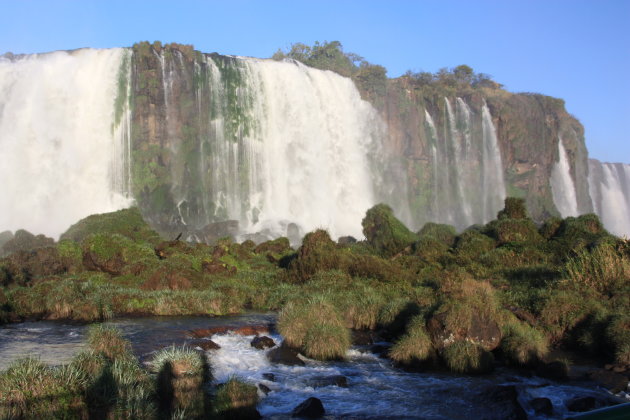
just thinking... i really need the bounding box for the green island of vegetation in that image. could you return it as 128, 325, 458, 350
0, 198, 629, 417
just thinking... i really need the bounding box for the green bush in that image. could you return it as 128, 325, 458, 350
441, 341, 494, 374
362, 204, 418, 257
288, 230, 340, 283
211, 377, 259, 420
417, 222, 457, 246
497, 197, 529, 220
500, 320, 548, 366
389, 316, 434, 366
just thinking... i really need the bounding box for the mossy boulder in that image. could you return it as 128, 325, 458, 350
362, 204, 418, 257
61, 207, 161, 245
288, 230, 340, 283
255, 237, 291, 255
81, 233, 156, 275
412, 236, 450, 262
551, 213, 613, 256
486, 218, 544, 245
454, 230, 496, 260
417, 222, 457, 247
1, 247, 68, 286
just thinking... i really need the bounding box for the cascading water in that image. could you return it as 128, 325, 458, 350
425, 98, 505, 229
0, 48, 132, 238
588, 159, 630, 237
550, 138, 579, 217
480, 101, 506, 223
163, 55, 381, 240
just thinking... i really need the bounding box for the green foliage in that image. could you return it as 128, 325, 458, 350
500, 319, 549, 366
362, 204, 418, 257
61, 207, 162, 245
564, 242, 629, 295
278, 295, 350, 360
418, 222, 457, 246
389, 315, 434, 366
212, 377, 259, 420
441, 341, 494, 374
288, 229, 340, 282
497, 197, 529, 220
605, 314, 630, 366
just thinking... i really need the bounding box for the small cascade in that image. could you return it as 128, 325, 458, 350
551, 138, 579, 217
480, 101, 506, 223
588, 159, 630, 237
0, 48, 132, 238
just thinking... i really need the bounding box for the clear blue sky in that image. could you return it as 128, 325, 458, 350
1, 0, 628, 163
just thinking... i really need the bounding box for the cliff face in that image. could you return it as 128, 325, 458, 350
125, 42, 609, 239
370, 76, 593, 229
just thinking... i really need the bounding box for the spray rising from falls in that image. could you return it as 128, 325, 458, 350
550, 138, 579, 218
0, 49, 132, 238
588, 159, 630, 237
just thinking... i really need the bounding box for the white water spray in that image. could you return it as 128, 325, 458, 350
550, 138, 579, 217
588, 160, 630, 237
0, 49, 132, 238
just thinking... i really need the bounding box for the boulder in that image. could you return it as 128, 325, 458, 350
474, 385, 526, 420
427, 310, 502, 351
536, 360, 569, 381
190, 339, 220, 351
306, 375, 348, 388
530, 398, 553, 416
262, 373, 276, 382
267, 343, 305, 366
188, 324, 270, 338
566, 396, 598, 412
251, 336, 276, 350
292, 397, 325, 418
588, 369, 629, 394
337, 236, 357, 246
258, 383, 271, 395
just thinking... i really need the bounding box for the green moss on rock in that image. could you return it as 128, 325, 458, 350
362, 204, 418, 257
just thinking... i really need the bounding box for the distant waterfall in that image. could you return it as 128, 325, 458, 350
551, 138, 579, 217
588, 159, 630, 237
0, 48, 132, 238
426, 98, 505, 229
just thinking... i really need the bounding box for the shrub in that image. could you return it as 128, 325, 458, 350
389, 316, 434, 366
150, 346, 210, 417
212, 377, 259, 420
500, 320, 548, 366
497, 197, 529, 220
0, 358, 87, 419
412, 236, 450, 263
441, 341, 494, 374
61, 207, 161, 244
454, 229, 496, 261
287, 230, 341, 283
277, 296, 350, 360
537, 290, 601, 343
417, 222, 457, 246
564, 243, 630, 296
486, 218, 543, 244
87, 325, 133, 361
362, 204, 418, 257
605, 314, 630, 366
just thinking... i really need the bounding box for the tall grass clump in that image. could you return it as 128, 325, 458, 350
564, 243, 630, 295
441, 341, 494, 374
0, 357, 87, 418
211, 376, 259, 420
87, 324, 133, 361
605, 314, 630, 366
278, 295, 350, 360
149, 345, 209, 417
389, 315, 434, 366
500, 320, 549, 366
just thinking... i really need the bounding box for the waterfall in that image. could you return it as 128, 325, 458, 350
172, 56, 381, 240
0, 48, 132, 238
481, 102, 506, 223
550, 138, 579, 217
588, 159, 630, 237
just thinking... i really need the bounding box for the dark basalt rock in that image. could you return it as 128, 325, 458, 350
258, 383, 271, 395
474, 385, 527, 420
251, 336, 276, 350
190, 339, 220, 351
262, 373, 276, 382
588, 369, 629, 394
428, 310, 502, 351
530, 397, 553, 416
306, 375, 348, 388
337, 235, 357, 245
566, 396, 598, 412
267, 343, 305, 366
536, 360, 569, 381
292, 397, 325, 418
